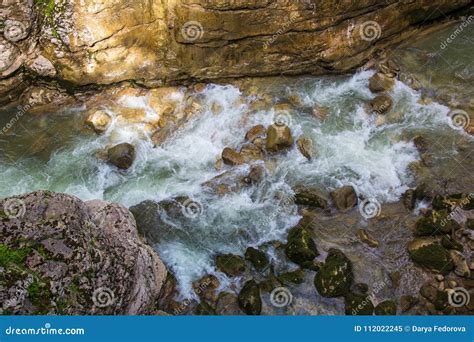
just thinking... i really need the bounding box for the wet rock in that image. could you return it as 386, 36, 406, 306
202, 168, 253, 195
440, 235, 463, 251
265, 124, 293, 152
414, 210, 460, 236
239, 143, 264, 162
377, 59, 400, 78
85, 110, 112, 134
312, 105, 329, 120
400, 295, 418, 312
222, 147, 244, 166
215, 292, 242, 315
107, 143, 136, 170
296, 136, 314, 160
467, 219, 474, 230
370, 94, 393, 114
419, 282, 448, 311
401, 189, 416, 210
356, 229, 379, 248
399, 72, 422, 90
238, 280, 261, 315
193, 274, 220, 304
259, 276, 281, 293
129, 200, 175, 244
330, 185, 358, 211
344, 293, 374, 315
369, 72, 395, 93
450, 250, 470, 277
216, 254, 245, 277
284, 225, 319, 268
277, 268, 305, 285
293, 186, 328, 209
413, 135, 429, 153
0, 191, 166, 315
314, 249, 353, 298
351, 283, 369, 295
407, 238, 454, 274
244, 247, 269, 272
246, 165, 265, 185
245, 125, 266, 142
195, 301, 216, 315
374, 300, 397, 315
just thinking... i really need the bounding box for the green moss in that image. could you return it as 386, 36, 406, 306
278, 269, 305, 285
27, 280, 51, 314
0, 244, 31, 268
285, 226, 319, 268
244, 247, 268, 272
34, 0, 62, 39
409, 243, 453, 274
314, 249, 353, 298
374, 300, 397, 315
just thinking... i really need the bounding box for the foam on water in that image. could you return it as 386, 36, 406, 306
0, 71, 459, 297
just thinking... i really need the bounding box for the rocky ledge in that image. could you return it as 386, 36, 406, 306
0, 191, 166, 315
1, 0, 472, 105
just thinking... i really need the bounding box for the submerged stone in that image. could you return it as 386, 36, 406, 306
216, 254, 245, 277
374, 300, 397, 315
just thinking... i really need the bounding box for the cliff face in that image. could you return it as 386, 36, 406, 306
0, 0, 471, 103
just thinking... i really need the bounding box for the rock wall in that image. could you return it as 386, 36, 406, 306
0, 0, 471, 104
0, 191, 166, 315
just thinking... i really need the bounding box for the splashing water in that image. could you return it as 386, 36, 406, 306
0, 71, 458, 296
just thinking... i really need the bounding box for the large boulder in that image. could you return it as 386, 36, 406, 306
374, 300, 397, 315
238, 280, 261, 315
407, 238, 454, 274
266, 124, 294, 152
314, 249, 353, 298
284, 225, 319, 268
107, 143, 136, 170
0, 191, 166, 315
330, 185, 358, 211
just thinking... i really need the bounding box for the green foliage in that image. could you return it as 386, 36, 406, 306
0, 244, 31, 268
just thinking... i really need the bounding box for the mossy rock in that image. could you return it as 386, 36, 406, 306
344, 293, 374, 315
195, 301, 216, 315
285, 226, 319, 268
408, 239, 454, 274
374, 300, 397, 315
238, 280, 261, 315
466, 218, 474, 230
277, 269, 305, 285
419, 283, 448, 311
314, 249, 353, 297
216, 254, 245, 277
440, 235, 463, 251
414, 210, 459, 236
244, 247, 269, 272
